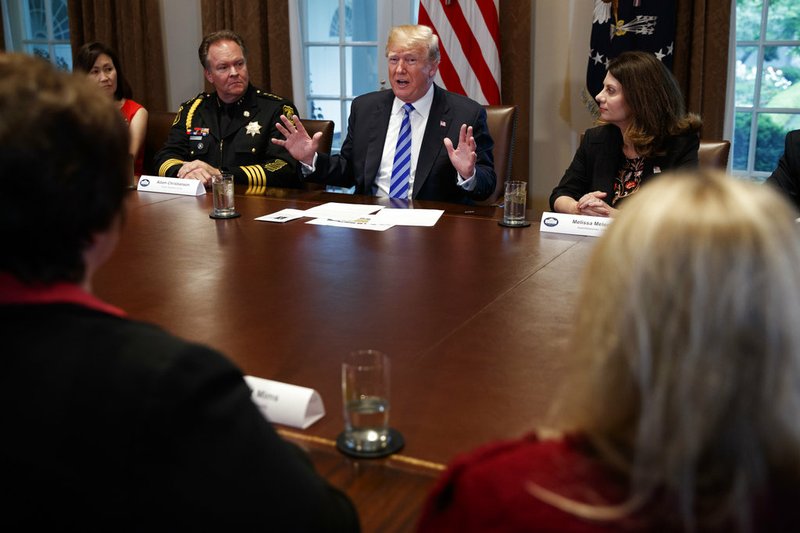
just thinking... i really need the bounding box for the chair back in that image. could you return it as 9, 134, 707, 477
479, 104, 518, 205
143, 110, 178, 176
298, 119, 335, 191
698, 139, 730, 170
303, 119, 334, 155
577, 133, 732, 172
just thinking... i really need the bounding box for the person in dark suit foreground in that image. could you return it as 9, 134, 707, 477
550, 51, 702, 217
419, 170, 800, 532
766, 129, 800, 210
0, 53, 358, 532
273, 24, 496, 205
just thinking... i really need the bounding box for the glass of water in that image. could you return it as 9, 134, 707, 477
502, 180, 528, 226
340, 349, 394, 456
210, 173, 238, 219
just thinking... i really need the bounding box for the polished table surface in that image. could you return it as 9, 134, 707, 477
93, 187, 597, 532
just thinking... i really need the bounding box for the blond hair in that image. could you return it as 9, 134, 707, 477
548, 170, 800, 531
385, 24, 440, 63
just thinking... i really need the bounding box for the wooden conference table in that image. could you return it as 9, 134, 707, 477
93, 186, 597, 532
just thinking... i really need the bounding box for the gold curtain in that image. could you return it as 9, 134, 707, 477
67, 0, 167, 112
200, 0, 293, 100
673, 0, 732, 141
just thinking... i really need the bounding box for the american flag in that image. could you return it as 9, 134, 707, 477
418, 0, 501, 105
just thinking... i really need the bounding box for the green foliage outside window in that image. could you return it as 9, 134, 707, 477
734, 0, 800, 177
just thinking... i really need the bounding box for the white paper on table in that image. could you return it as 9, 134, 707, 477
302, 202, 384, 219
539, 211, 612, 237
370, 208, 444, 227
255, 209, 307, 223
136, 175, 206, 196
306, 216, 393, 232
243, 375, 325, 429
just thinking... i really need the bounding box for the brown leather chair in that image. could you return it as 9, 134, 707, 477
577, 133, 732, 172
302, 119, 334, 155
297, 118, 334, 191
698, 139, 731, 170
478, 104, 518, 205
142, 110, 178, 176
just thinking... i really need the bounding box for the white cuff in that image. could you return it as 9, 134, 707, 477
457, 169, 478, 191
300, 152, 319, 176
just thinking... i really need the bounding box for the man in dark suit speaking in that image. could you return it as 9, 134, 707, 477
273, 24, 497, 205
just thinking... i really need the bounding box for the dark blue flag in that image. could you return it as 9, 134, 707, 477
585, 0, 677, 114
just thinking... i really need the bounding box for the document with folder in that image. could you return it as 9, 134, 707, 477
256, 202, 445, 230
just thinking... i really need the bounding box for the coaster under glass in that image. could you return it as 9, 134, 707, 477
498, 219, 531, 228
335, 428, 405, 459
209, 211, 241, 219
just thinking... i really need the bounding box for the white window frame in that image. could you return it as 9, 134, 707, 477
2, 0, 71, 70
289, 0, 416, 152
725, 0, 800, 180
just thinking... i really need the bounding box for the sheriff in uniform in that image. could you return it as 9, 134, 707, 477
154, 30, 301, 193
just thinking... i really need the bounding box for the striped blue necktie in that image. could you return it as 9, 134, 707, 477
389, 103, 414, 199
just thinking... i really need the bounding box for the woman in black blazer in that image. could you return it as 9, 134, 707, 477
550, 51, 702, 217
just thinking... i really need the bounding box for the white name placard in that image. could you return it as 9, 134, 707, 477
539, 211, 612, 237
243, 375, 325, 429
136, 175, 206, 196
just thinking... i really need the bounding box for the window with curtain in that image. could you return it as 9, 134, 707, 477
731, 0, 800, 179
2, 0, 71, 69
297, 0, 416, 152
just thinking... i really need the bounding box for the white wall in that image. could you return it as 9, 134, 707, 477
160, 0, 204, 111
530, 0, 595, 211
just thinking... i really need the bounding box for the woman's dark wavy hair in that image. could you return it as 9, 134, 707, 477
0, 53, 129, 284
74, 41, 133, 100
602, 51, 702, 158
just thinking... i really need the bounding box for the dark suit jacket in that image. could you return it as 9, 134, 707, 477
767, 129, 800, 211
308, 84, 496, 204
549, 124, 700, 210
0, 297, 358, 532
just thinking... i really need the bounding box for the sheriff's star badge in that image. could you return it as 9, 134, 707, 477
245, 121, 262, 137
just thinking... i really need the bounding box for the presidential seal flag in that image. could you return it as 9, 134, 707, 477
586, 0, 677, 112
418, 0, 501, 105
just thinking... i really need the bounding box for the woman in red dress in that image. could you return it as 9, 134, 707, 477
75, 41, 149, 179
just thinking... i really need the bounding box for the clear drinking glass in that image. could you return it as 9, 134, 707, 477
210, 173, 236, 218
341, 349, 391, 453
502, 180, 528, 226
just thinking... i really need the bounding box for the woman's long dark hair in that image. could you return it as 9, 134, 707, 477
604, 51, 701, 157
